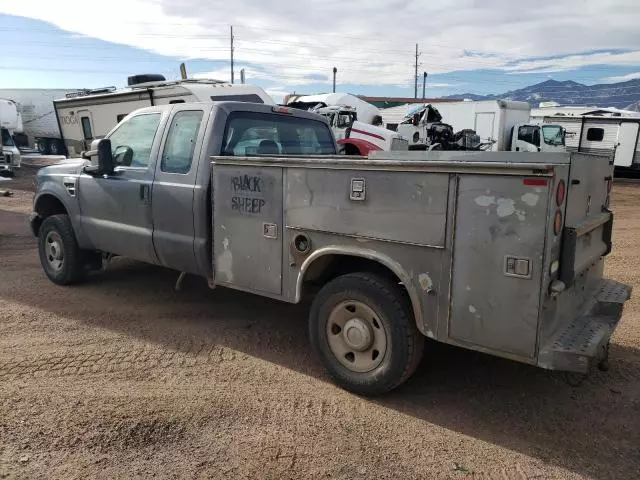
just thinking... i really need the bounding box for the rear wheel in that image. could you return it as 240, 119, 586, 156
38, 214, 86, 285
309, 272, 424, 396
49, 140, 60, 155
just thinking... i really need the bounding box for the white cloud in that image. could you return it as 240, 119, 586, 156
602, 71, 640, 83
504, 51, 640, 74
2, 0, 640, 88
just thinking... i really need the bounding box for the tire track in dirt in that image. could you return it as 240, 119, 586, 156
0, 343, 250, 380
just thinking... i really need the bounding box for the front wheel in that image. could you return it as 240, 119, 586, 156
309, 272, 424, 396
38, 214, 86, 285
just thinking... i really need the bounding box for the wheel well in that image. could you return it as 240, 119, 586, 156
301, 254, 406, 299
35, 194, 67, 218
343, 143, 361, 155
33, 194, 68, 236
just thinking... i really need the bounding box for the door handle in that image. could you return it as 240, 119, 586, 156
140, 184, 150, 203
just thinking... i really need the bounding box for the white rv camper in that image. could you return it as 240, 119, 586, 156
54, 74, 275, 156
537, 113, 640, 169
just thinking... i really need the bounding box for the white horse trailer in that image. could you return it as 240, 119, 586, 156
538, 115, 640, 169
54, 75, 275, 156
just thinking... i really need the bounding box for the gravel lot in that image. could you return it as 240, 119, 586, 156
1, 166, 639, 479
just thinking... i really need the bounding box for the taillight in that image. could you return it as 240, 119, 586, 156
554, 210, 563, 235
556, 179, 566, 206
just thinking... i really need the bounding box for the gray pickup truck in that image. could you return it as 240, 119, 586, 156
31, 101, 631, 395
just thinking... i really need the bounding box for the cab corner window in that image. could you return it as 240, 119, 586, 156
108, 113, 161, 168
160, 110, 203, 174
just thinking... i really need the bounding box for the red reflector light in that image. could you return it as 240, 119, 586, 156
523, 178, 548, 186
556, 179, 566, 206
554, 210, 563, 235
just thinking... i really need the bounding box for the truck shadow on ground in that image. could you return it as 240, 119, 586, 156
4, 257, 640, 480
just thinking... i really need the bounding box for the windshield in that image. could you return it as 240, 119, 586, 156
404, 105, 425, 119
541, 125, 565, 146
1, 128, 14, 147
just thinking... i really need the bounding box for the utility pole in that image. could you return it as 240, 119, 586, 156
230, 25, 234, 84
422, 71, 427, 99
414, 43, 419, 98
332, 67, 337, 93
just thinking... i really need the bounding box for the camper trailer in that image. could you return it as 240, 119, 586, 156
534, 111, 640, 169
54, 74, 274, 156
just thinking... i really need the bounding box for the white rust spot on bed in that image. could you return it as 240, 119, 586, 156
418, 273, 433, 292
521, 192, 539, 207
468, 305, 482, 319
475, 195, 495, 207
496, 198, 516, 217
217, 237, 234, 282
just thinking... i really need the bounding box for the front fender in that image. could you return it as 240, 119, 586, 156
33, 182, 82, 240
294, 246, 425, 334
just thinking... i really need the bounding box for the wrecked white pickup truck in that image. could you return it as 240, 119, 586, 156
30, 101, 631, 395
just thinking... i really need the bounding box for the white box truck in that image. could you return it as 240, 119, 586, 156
0, 97, 22, 175
392, 100, 567, 153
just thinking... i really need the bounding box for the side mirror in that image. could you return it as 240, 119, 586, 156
412, 113, 420, 126
83, 138, 114, 176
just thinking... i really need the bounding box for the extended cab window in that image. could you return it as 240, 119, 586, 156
222, 112, 335, 156
108, 113, 161, 168
161, 110, 203, 174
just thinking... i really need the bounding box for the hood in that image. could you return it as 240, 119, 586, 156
38, 158, 86, 177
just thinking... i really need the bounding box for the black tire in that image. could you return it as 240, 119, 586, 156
37, 139, 47, 154
37, 214, 86, 285
309, 272, 424, 396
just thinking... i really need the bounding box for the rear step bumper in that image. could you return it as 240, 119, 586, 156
538, 279, 632, 373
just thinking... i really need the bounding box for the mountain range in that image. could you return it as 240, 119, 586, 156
446, 79, 640, 110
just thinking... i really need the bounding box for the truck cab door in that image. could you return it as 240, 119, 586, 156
77, 111, 166, 263
150, 106, 207, 274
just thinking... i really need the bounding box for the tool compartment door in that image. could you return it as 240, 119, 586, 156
449, 175, 550, 358
213, 165, 283, 295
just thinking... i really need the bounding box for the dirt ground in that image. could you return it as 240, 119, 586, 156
0, 166, 639, 480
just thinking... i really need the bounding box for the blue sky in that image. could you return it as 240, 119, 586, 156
1, 0, 640, 102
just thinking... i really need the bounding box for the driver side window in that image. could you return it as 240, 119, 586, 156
108, 113, 161, 168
